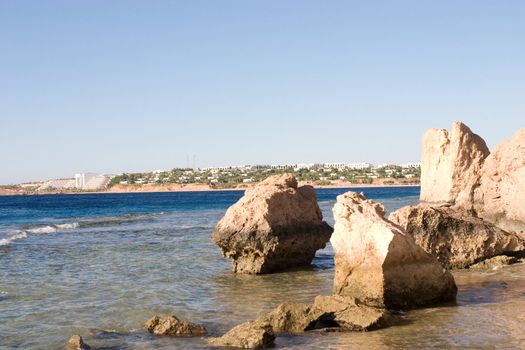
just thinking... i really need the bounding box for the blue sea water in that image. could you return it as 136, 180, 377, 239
1, 187, 524, 349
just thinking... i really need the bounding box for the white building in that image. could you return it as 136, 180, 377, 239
75, 173, 111, 190
347, 162, 373, 169
401, 162, 421, 169
270, 164, 294, 170
324, 162, 347, 170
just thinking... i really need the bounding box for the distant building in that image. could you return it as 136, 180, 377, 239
40, 178, 76, 190
401, 162, 421, 169
324, 162, 347, 170
270, 164, 294, 170
347, 162, 373, 169
75, 173, 111, 190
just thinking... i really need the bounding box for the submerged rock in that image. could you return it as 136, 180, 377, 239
469, 255, 523, 270
420, 121, 489, 210
224, 295, 388, 347
331, 192, 457, 309
144, 315, 207, 336
389, 204, 525, 269
207, 321, 275, 349
255, 301, 319, 333
475, 129, 525, 233
311, 295, 390, 331
212, 173, 332, 274
67, 335, 90, 350
256, 297, 389, 333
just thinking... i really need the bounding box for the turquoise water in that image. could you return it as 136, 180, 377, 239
1, 187, 524, 349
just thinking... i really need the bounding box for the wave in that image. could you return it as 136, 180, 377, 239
24, 222, 80, 234
0, 222, 79, 246
0, 212, 167, 246
77, 212, 165, 228
0, 231, 28, 246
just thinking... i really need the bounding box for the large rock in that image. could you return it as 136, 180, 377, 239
331, 192, 457, 309
420, 121, 489, 210
212, 174, 332, 274
475, 129, 525, 232
207, 321, 275, 349
144, 315, 207, 336
389, 204, 525, 269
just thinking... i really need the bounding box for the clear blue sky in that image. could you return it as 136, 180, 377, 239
1, 1, 524, 184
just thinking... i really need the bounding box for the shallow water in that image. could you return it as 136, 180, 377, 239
1, 187, 524, 349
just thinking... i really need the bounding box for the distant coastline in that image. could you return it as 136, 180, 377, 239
0, 179, 420, 196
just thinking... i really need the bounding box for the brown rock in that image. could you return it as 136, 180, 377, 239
420, 121, 489, 210
331, 192, 457, 309
255, 301, 318, 333
212, 173, 332, 274
144, 315, 207, 336
207, 321, 275, 349
254, 296, 390, 334
469, 255, 522, 270
67, 335, 90, 350
475, 129, 525, 232
311, 295, 389, 331
389, 204, 525, 269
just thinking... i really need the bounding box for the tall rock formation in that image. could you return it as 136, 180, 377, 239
212, 174, 333, 274
330, 192, 457, 309
420, 121, 489, 210
475, 129, 525, 232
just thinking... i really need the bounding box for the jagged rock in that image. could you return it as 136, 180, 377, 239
311, 295, 389, 331
249, 296, 389, 335
420, 121, 489, 210
469, 255, 522, 270
389, 204, 525, 269
144, 315, 207, 336
212, 173, 332, 274
475, 129, 525, 232
67, 335, 90, 350
207, 321, 275, 349
331, 192, 457, 309
255, 301, 319, 333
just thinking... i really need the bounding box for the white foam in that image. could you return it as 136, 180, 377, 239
26, 226, 57, 234
26, 222, 80, 234
0, 222, 79, 246
0, 231, 28, 246
55, 223, 80, 230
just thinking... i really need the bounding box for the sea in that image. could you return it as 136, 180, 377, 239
1, 187, 524, 349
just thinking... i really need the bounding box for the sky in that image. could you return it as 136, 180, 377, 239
1, 1, 524, 184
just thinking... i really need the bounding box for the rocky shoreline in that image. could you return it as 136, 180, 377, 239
66, 121, 525, 349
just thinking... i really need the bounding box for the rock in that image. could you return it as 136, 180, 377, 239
475, 129, 525, 232
255, 301, 319, 333
212, 173, 333, 274
331, 191, 457, 309
389, 204, 525, 269
67, 335, 90, 350
207, 321, 275, 349
420, 121, 489, 210
144, 315, 207, 336
254, 296, 390, 334
311, 295, 389, 331
469, 255, 522, 270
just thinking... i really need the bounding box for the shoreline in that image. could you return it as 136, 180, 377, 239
0, 182, 420, 197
